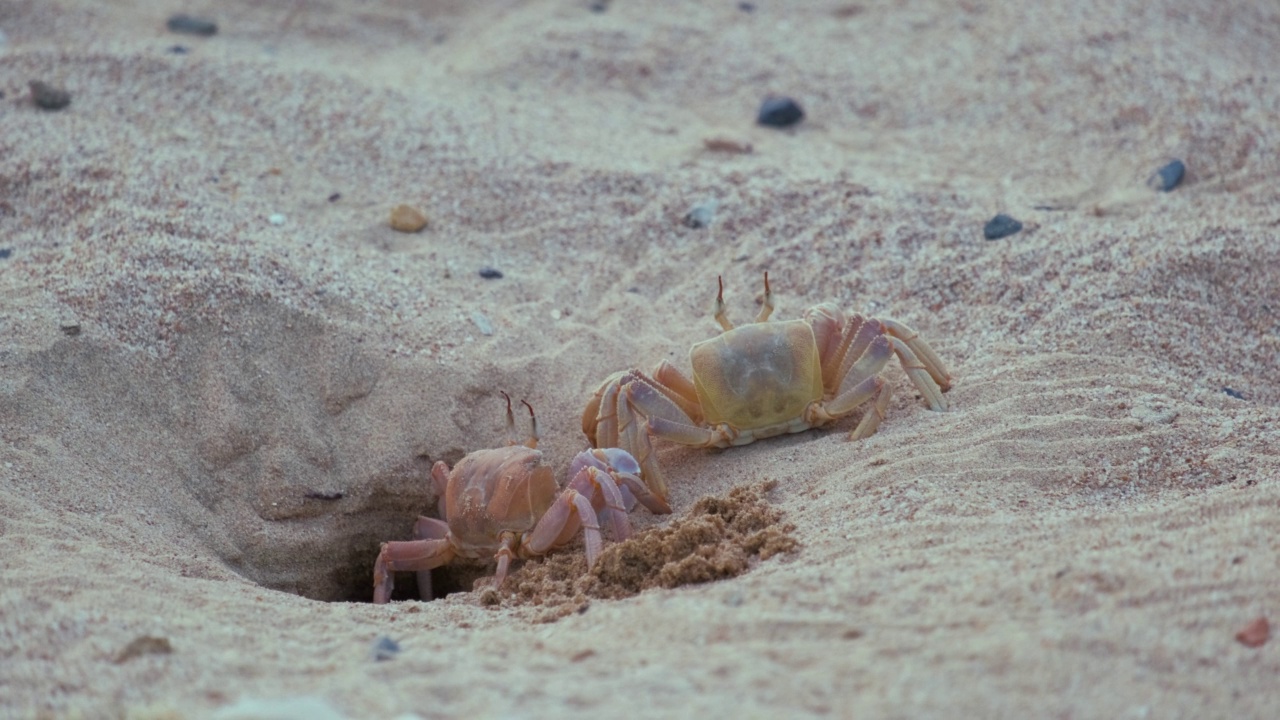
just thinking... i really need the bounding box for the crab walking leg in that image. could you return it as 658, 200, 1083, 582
821, 336, 893, 416
625, 377, 723, 454
887, 337, 949, 411
882, 318, 953, 392
830, 334, 893, 399
373, 537, 457, 604
567, 466, 633, 540
850, 381, 894, 440
524, 489, 604, 568
833, 317, 883, 393
651, 361, 703, 422
820, 312, 867, 392
412, 516, 450, 601
754, 272, 774, 323
615, 390, 670, 509
587, 377, 623, 449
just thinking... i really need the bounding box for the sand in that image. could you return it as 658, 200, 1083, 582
1, 0, 1278, 717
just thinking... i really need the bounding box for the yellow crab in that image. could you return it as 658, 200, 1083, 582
582, 274, 953, 506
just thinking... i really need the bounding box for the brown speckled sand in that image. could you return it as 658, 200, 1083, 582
2, 1, 1278, 718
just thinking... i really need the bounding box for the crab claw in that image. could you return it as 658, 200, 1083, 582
574, 447, 671, 516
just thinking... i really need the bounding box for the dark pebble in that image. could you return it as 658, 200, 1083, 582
166, 14, 218, 37
0, 248, 11, 259
1148, 159, 1185, 192
739, 2, 756, 10
371, 636, 400, 662
479, 267, 504, 279
589, 1, 608, 12
983, 213, 1023, 240
29, 81, 71, 111
757, 96, 804, 128
1223, 387, 1246, 400
168, 45, 189, 55
327, 192, 342, 202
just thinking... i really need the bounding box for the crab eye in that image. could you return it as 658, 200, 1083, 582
600, 448, 641, 475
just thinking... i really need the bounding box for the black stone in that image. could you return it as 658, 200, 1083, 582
1149, 159, 1185, 192
983, 213, 1023, 240
0, 248, 10, 259
327, 192, 342, 202
757, 96, 804, 128
479, 267, 504, 279
1223, 387, 1246, 400
739, 2, 756, 11
168, 45, 189, 54
29, 81, 71, 111
371, 636, 400, 661
166, 14, 218, 37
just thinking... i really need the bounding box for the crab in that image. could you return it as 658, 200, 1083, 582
582, 273, 953, 503
373, 394, 652, 604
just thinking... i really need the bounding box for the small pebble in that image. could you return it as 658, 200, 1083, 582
550, 309, 562, 320
1223, 387, 1246, 400
739, 2, 756, 11
29, 81, 71, 111
168, 45, 189, 55
60, 315, 81, 337
327, 192, 342, 203
0, 248, 11, 259
371, 635, 401, 661
1148, 159, 1185, 192
589, 1, 608, 12
389, 204, 428, 233
479, 267, 503, 280
757, 96, 804, 128
703, 137, 753, 154
471, 312, 494, 336
983, 213, 1023, 240
684, 200, 718, 229
1236, 617, 1270, 648
166, 14, 218, 37
267, 213, 286, 226
113, 635, 173, 664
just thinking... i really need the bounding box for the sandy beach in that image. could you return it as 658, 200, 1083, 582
2, 1, 1278, 717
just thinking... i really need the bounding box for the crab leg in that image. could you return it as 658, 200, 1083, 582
850, 382, 894, 440
586, 375, 623, 449
373, 537, 457, 604
887, 337, 949, 411
412, 516, 450, 601
882, 318, 953, 392
616, 390, 670, 510
651, 361, 703, 422
833, 317, 882, 394
524, 489, 603, 568
626, 380, 724, 447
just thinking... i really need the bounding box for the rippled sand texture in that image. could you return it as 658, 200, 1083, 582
2, 1, 1278, 717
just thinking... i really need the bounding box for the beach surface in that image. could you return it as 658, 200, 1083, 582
1, 1, 1278, 717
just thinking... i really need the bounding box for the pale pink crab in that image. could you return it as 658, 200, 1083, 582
373, 394, 654, 604
582, 274, 953, 504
